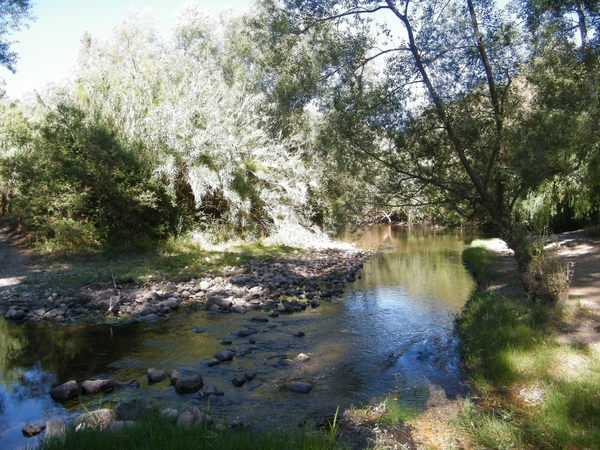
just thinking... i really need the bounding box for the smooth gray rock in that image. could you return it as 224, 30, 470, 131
73, 409, 115, 429
45, 419, 67, 440
176, 406, 207, 427
50, 380, 80, 402
22, 423, 45, 437
175, 374, 204, 394
213, 350, 234, 362
81, 379, 115, 395
147, 368, 168, 383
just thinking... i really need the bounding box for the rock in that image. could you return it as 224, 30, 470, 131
81, 379, 115, 395
295, 353, 310, 362
147, 368, 169, 384
22, 423, 45, 437
73, 409, 116, 430
45, 419, 67, 440
175, 374, 204, 394
140, 313, 160, 322
207, 360, 220, 367
232, 306, 247, 314
293, 331, 305, 337
311, 299, 321, 308
168, 369, 183, 385
205, 296, 233, 310
199, 281, 210, 290
50, 380, 80, 402
220, 339, 232, 345
288, 382, 312, 394
115, 398, 154, 421
244, 373, 256, 381
176, 406, 208, 427
232, 377, 245, 387
250, 317, 269, 323
214, 350, 234, 362
237, 329, 256, 337
161, 298, 179, 309
204, 385, 224, 396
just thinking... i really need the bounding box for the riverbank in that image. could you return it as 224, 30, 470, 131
0, 221, 371, 325
455, 231, 600, 449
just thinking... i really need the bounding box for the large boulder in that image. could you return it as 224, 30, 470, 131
45, 419, 67, 440
73, 409, 116, 430
49, 380, 80, 402
81, 379, 115, 395
175, 374, 204, 394
147, 368, 169, 383
176, 406, 208, 427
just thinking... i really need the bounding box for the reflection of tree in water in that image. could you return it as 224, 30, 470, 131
0, 319, 27, 384
354, 227, 475, 308
0, 321, 147, 384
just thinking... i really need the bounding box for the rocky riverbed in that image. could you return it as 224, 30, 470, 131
1, 248, 371, 325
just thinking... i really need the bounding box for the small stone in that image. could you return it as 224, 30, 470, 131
295, 353, 310, 362
293, 331, 305, 337
214, 350, 235, 362
147, 368, 169, 383
289, 382, 312, 394
22, 423, 45, 437
232, 377, 245, 387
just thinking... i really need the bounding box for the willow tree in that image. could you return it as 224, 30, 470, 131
254, 0, 600, 270
73, 6, 326, 242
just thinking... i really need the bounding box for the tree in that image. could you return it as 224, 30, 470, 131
0, 0, 34, 73
253, 0, 600, 275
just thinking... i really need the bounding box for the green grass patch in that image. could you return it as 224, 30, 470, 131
23, 236, 297, 292
461, 241, 499, 287
456, 291, 600, 449
38, 412, 346, 450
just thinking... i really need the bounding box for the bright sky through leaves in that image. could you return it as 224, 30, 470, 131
0, 0, 249, 99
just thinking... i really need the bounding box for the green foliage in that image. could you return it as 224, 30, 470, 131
2, 104, 175, 249
0, 0, 34, 73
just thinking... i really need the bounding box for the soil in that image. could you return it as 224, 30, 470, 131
2, 227, 600, 449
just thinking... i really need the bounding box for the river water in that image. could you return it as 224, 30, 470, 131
0, 226, 476, 449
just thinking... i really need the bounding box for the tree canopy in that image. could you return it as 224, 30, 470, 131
0, 0, 33, 73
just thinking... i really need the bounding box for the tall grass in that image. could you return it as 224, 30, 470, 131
38, 412, 346, 450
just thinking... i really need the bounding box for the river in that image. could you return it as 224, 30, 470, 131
0, 225, 476, 449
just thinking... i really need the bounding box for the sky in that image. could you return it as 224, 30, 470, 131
0, 0, 250, 99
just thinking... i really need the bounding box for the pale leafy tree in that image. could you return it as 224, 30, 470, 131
74, 5, 323, 242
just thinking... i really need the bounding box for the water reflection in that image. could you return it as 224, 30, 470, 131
0, 225, 476, 449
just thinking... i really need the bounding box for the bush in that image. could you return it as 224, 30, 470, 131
2, 104, 176, 249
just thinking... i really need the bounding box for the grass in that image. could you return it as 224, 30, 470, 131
21, 236, 297, 292
38, 411, 347, 450
461, 240, 499, 287
456, 244, 600, 449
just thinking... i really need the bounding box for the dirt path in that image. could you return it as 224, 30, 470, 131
553, 230, 600, 346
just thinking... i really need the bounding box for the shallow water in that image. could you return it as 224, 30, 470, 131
0, 226, 476, 449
